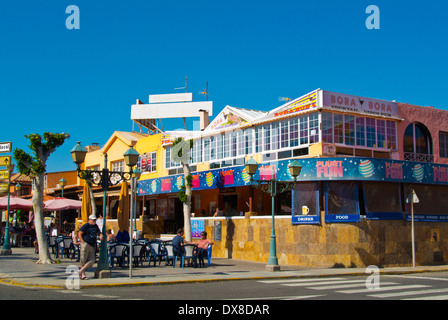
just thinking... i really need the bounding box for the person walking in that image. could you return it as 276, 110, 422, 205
78, 215, 102, 280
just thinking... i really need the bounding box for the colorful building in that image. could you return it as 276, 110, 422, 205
81, 88, 448, 267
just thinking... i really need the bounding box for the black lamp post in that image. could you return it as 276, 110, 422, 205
244, 159, 302, 271
70, 141, 139, 278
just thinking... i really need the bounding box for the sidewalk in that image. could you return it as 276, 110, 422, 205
1, 248, 448, 289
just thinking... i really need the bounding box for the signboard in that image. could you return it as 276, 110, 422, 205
0, 142, 12, 153
149, 93, 193, 104
262, 90, 318, 121
0, 156, 11, 167
320, 90, 398, 119
0, 170, 10, 181
191, 219, 205, 239
139, 157, 448, 197
0, 183, 8, 193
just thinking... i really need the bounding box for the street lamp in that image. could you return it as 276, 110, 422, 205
244, 159, 302, 271
15, 183, 22, 197
1, 163, 15, 255
70, 142, 139, 278
59, 177, 67, 197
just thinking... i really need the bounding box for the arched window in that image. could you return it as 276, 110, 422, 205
403, 123, 433, 162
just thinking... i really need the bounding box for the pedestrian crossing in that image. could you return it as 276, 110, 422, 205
258, 276, 448, 300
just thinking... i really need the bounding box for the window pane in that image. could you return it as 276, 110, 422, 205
366, 118, 376, 147
255, 126, 263, 152
309, 113, 319, 143
356, 117, 365, 146
245, 128, 253, 154
300, 115, 308, 145
204, 138, 210, 162
271, 122, 280, 150
224, 132, 231, 158
344, 115, 355, 145
231, 131, 237, 157
216, 134, 223, 160
264, 124, 271, 151
386, 121, 397, 150
334, 114, 344, 144
377, 120, 386, 148
210, 136, 216, 160
281, 120, 289, 148
290, 118, 299, 147
322, 112, 333, 143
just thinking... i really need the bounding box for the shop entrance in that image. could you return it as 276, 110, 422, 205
221, 194, 238, 216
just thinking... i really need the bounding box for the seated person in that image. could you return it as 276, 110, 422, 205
195, 231, 213, 261
172, 229, 185, 257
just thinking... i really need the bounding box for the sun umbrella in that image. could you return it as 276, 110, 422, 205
0, 196, 33, 210
43, 197, 82, 211
81, 183, 91, 223
117, 180, 130, 231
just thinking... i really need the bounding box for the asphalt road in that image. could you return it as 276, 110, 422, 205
3, 272, 448, 301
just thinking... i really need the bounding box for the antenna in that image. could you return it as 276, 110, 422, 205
199, 81, 209, 101
174, 76, 188, 92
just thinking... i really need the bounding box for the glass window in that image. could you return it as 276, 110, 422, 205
300, 115, 308, 145
366, 118, 376, 147
255, 126, 263, 152
203, 137, 210, 162
290, 118, 299, 147
386, 121, 397, 150
237, 130, 245, 156
223, 132, 231, 158
231, 131, 237, 157
309, 113, 319, 143
322, 112, 333, 143
210, 136, 216, 161
264, 124, 271, 151
151, 152, 157, 172
356, 117, 365, 146
280, 120, 289, 148
216, 134, 223, 160
165, 147, 171, 169
377, 120, 386, 148
271, 122, 280, 150
334, 114, 344, 144
440, 131, 448, 158
245, 128, 253, 154
344, 115, 355, 145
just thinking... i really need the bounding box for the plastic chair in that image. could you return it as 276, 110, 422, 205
109, 243, 128, 268
182, 244, 198, 268
58, 237, 73, 259
48, 236, 58, 255
125, 244, 146, 267
164, 244, 179, 268
147, 240, 164, 266
71, 243, 80, 262
53, 236, 64, 258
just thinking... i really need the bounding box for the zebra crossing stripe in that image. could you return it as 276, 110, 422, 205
369, 287, 448, 299
404, 294, 448, 300
310, 281, 398, 291
337, 284, 430, 294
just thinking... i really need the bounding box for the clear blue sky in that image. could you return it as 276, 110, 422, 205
1, 0, 447, 173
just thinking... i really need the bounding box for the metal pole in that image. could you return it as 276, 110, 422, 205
411, 198, 415, 268
129, 174, 134, 279
95, 154, 110, 277
1, 170, 12, 253
267, 166, 279, 271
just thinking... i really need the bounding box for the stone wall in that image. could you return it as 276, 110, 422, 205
202, 216, 448, 267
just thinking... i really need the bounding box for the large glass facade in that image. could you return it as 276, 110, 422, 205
165, 111, 398, 169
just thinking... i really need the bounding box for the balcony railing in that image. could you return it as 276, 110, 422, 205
404, 152, 434, 163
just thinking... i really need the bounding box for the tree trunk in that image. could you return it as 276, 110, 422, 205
33, 174, 53, 264
183, 163, 192, 242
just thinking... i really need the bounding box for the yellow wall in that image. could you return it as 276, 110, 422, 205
135, 133, 166, 179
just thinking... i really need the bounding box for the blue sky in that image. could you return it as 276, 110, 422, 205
1, 0, 447, 173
